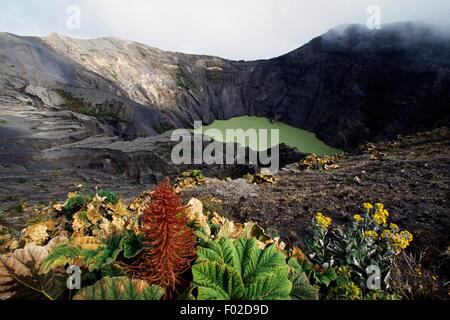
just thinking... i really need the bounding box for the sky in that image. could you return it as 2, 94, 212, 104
0, 0, 449, 60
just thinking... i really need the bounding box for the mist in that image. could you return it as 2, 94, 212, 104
0, 0, 449, 60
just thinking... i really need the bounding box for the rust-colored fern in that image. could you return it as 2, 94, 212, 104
134, 178, 196, 297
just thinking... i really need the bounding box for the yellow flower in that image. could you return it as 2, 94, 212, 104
353, 214, 364, 223
400, 230, 413, 242
382, 228, 413, 252
373, 207, 389, 225
315, 212, 332, 230
374, 203, 384, 211
381, 229, 392, 239
362, 203, 373, 210
389, 223, 399, 231
363, 230, 378, 239
373, 213, 384, 225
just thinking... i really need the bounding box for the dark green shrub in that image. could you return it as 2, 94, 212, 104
95, 190, 120, 205
63, 194, 90, 214
154, 122, 174, 134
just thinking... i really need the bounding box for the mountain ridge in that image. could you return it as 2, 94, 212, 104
2, 22, 449, 149
0, 22, 449, 195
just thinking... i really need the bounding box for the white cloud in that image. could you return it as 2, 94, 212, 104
1, 0, 449, 60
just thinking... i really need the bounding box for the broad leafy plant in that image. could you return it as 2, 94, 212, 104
73, 276, 164, 300
0, 236, 68, 300
42, 230, 144, 273
192, 236, 294, 300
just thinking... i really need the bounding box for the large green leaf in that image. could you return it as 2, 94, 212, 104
246, 242, 287, 282
287, 257, 303, 272
192, 262, 244, 300
42, 231, 144, 272
85, 246, 114, 271
313, 267, 337, 287
288, 257, 336, 289
289, 271, 319, 300
73, 276, 164, 300
42, 243, 100, 272
41, 244, 85, 272
122, 232, 144, 259
197, 237, 241, 272
245, 266, 292, 300
235, 237, 260, 281
193, 237, 292, 300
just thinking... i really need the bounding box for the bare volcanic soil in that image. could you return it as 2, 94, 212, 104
182, 128, 450, 279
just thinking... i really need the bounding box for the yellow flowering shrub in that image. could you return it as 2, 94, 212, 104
306, 212, 334, 267
357, 202, 413, 253
307, 202, 414, 298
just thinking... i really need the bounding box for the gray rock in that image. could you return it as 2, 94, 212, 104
3, 22, 449, 149
24, 85, 65, 106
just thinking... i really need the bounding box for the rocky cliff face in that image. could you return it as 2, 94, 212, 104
2, 22, 449, 147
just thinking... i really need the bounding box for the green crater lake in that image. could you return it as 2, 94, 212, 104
196, 116, 342, 156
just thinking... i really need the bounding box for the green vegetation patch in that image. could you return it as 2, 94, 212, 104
176, 68, 194, 91
154, 121, 174, 134
55, 89, 127, 122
